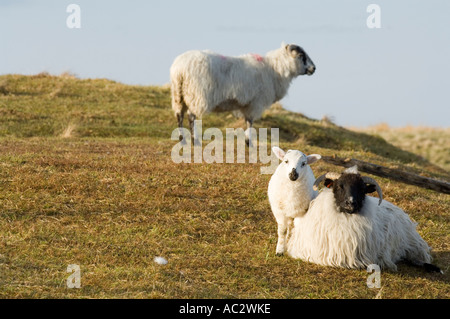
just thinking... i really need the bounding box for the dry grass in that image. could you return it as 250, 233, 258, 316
1, 138, 448, 299
351, 123, 450, 172
0, 74, 449, 299
60, 123, 78, 138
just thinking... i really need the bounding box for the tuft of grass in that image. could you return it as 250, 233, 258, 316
0, 78, 10, 95
0, 74, 448, 299
60, 123, 78, 138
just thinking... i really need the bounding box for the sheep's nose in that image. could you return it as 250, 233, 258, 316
289, 168, 299, 181
307, 66, 316, 75
345, 198, 354, 207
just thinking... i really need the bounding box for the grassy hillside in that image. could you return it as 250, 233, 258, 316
0, 74, 449, 299
351, 124, 450, 172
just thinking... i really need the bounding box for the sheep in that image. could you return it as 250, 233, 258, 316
170, 43, 316, 145
268, 147, 321, 256
287, 166, 442, 273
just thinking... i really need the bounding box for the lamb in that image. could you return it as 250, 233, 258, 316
170, 43, 316, 145
287, 166, 442, 273
268, 147, 321, 255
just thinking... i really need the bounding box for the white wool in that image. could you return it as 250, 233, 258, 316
287, 189, 432, 271
268, 155, 317, 219
153, 256, 168, 265
170, 43, 314, 122
268, 148, 321, 255
344, 165, 359, 175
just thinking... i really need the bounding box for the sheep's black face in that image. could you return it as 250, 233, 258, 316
286, 44, 316, 76
326, 174, 367, 214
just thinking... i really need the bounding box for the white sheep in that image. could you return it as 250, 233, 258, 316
268, 147, 321, 255
287, 166, 442, 273
170, 43, 316, 144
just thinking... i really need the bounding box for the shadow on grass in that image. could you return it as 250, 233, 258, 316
260, 114, 423, 163
257, 112, 450, 178
1, 74, 448, 178
389, 251, 450, 283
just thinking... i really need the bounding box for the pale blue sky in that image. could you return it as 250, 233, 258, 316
1, 0, 449, 127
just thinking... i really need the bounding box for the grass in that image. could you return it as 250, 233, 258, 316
351, 123, 450, 172
0, 74, 449, 298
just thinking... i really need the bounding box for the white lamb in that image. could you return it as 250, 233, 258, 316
268, 147, 321, 255
170, 43, 316, 144
287, 166, 442, 273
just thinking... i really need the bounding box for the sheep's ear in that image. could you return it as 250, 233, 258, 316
307, 154, 321, 165
272, 146, 286, 160
345, 165, 359, 175
324, 178, 334, 188
365, 184, 377, 194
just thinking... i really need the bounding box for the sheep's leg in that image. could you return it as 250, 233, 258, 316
188, 112, 199, 146
286, 218, 294, 241
176, 111, 185, 142
404, 260, 443, 273
276, 218, 288, 256
245, 118, 253, 147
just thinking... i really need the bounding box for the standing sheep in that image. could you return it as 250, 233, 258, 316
170, 43, 316, 145
268, 147, 321, 255
287, 166, 442, 273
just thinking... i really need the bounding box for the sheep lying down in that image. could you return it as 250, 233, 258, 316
286, 167, 442, 273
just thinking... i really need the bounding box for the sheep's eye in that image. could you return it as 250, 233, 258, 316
285, 160, 289, 164
301, 162, 306, 167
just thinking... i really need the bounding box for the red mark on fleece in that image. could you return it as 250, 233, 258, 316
251, 53, 263, 62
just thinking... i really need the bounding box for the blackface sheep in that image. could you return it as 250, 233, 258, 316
268, 147, 321, 255
170, 43, 316, 145
287, 166, 442, 273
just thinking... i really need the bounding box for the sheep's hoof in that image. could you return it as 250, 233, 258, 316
276, 252, 284, 257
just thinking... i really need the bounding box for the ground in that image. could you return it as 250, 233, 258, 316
0, 74, 448, 298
